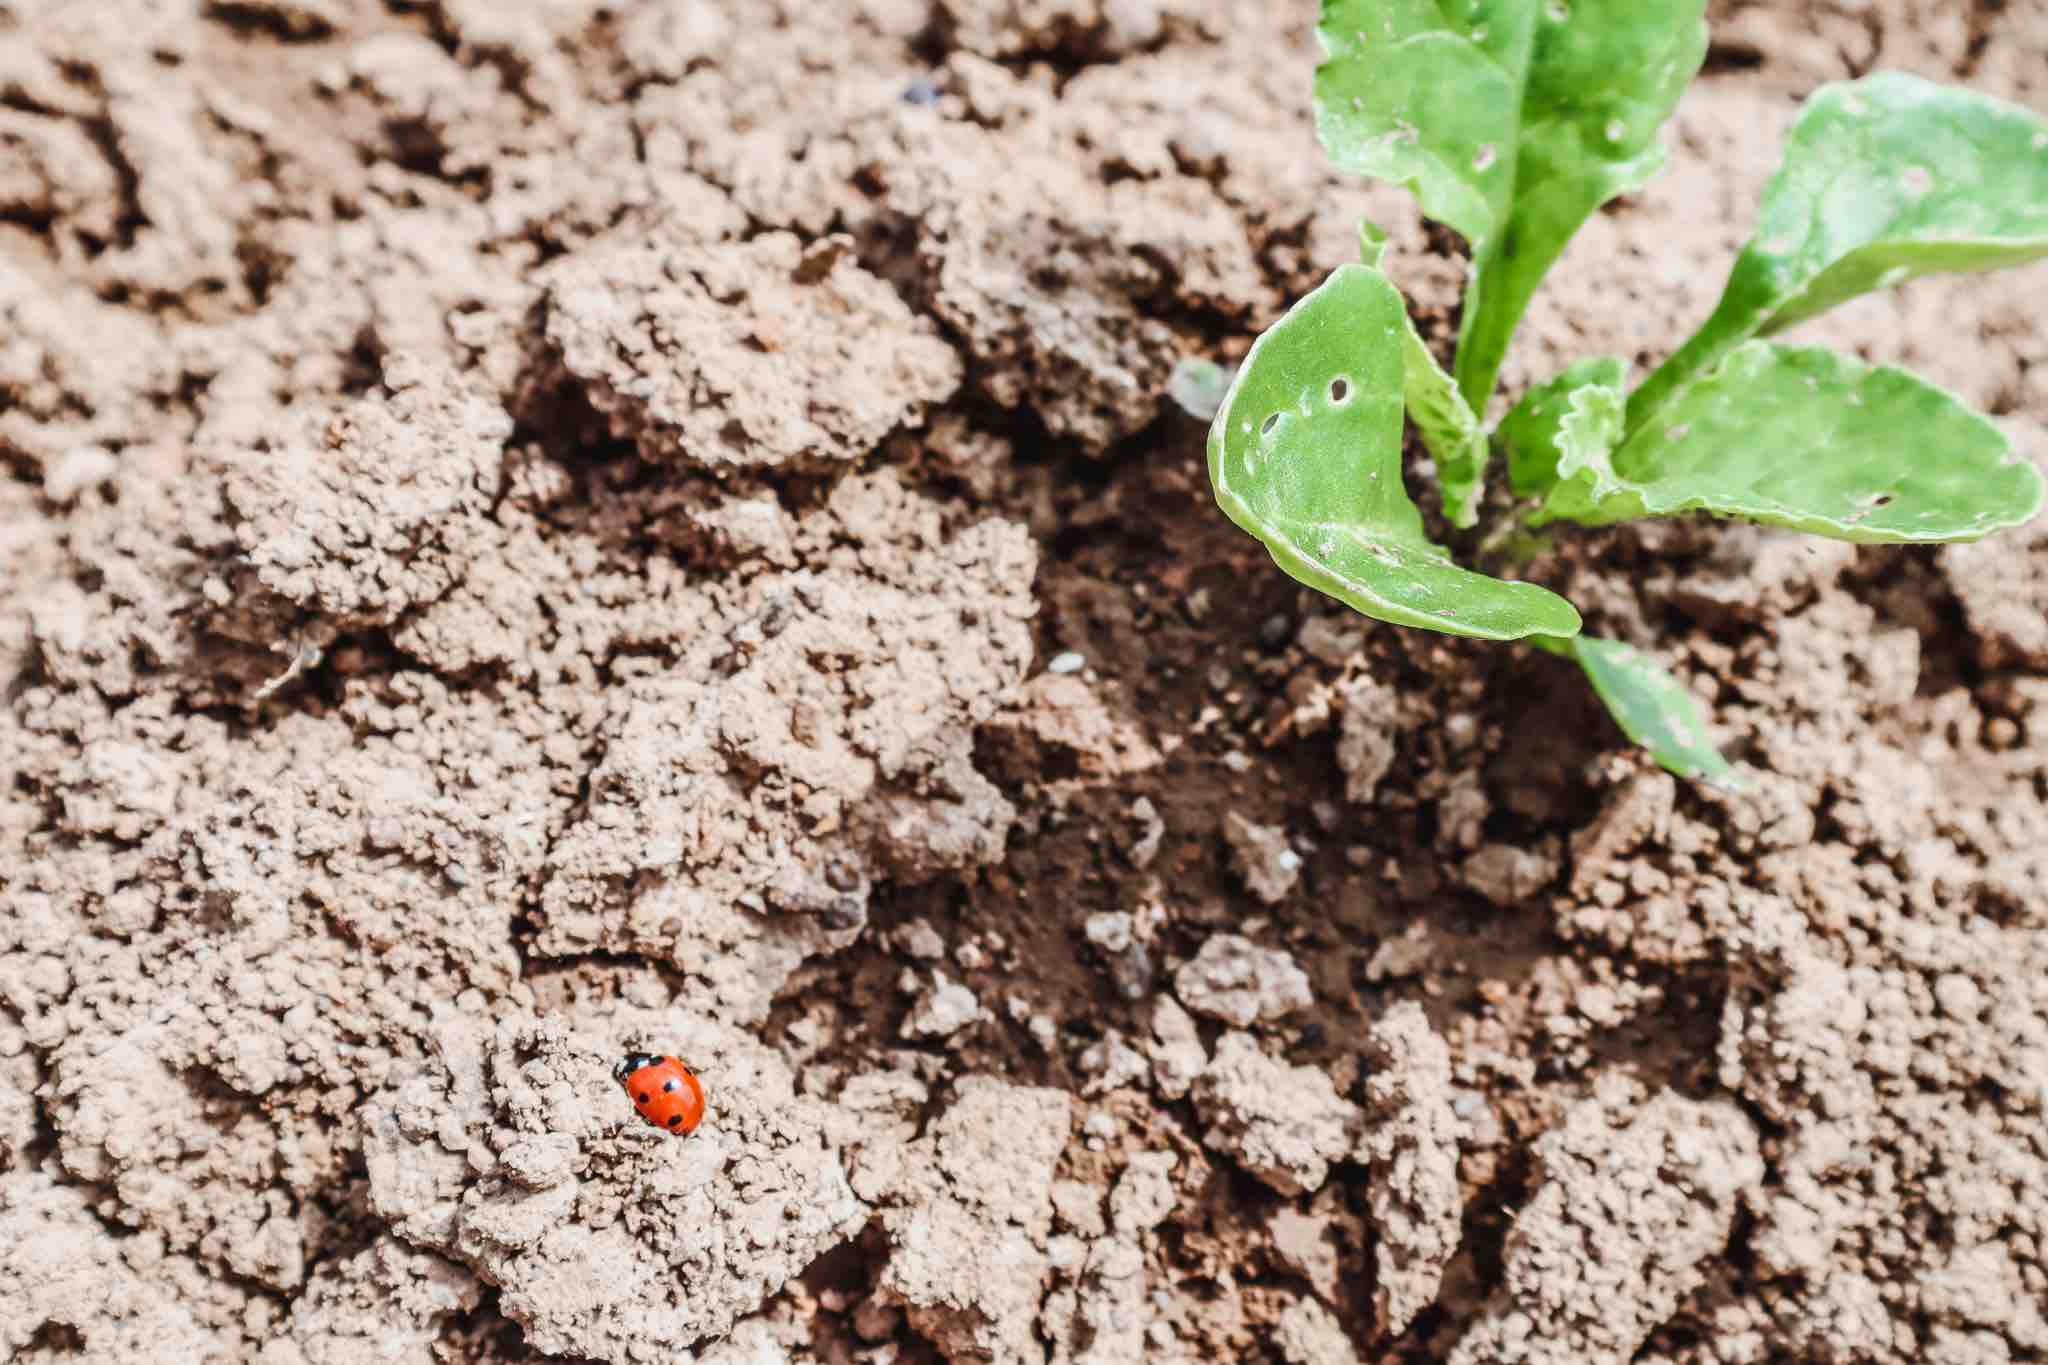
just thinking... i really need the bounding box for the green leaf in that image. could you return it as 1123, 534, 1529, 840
1358, 218, 1391, 269
1395, 297, 1490, 530
1537, 342, 2043, 542
1353, 220, 1489, 527
1315, 0, 1707, 410
1208, 265, 1581, 642
1497, 355, 1627, 498
1571, 635, 1740, 787
1631, 72, 2048, 432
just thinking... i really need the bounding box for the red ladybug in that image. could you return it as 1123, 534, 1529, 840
613, 1053, 705, 1136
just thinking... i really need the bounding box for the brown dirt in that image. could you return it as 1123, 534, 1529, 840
3, 1, 2047, 1362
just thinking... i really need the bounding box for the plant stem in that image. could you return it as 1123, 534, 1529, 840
1624, 276, 1771, 438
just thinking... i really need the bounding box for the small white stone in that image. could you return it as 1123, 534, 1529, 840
1084, 912, 1135, 953
1147, 997, 1207, 1100
902, 972, 982, 1039
896, 919, 946, 960
1174, 933, 1312, 1027
1079, 1030, 1148, 1095
43, 445, 118, 504
1047, 650, 1086, 675
1223, 813, 1302, 903
1933, 973, 1982, 1019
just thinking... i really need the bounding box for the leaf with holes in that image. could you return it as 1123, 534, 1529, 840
1207, 264, 1581, 641
1315, 0, 1707, 410
1630, 71, 2048, 431
1533, 342, 2043, 542
1571, 636, 1739, 786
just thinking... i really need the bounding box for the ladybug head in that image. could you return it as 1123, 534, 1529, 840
611, 1053, 657, 1083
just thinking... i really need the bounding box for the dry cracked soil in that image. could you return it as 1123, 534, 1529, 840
3, 1, 2048, 1363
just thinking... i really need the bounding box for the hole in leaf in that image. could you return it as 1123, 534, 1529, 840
1328, 376, 1351, 404
1260, 412, 1281, 435
1473, 144, 1497, 171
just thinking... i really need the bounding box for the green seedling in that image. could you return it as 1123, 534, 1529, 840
1209, 0, 2048, 786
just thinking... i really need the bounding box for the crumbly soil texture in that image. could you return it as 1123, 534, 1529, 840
4, 2, 2048, 1363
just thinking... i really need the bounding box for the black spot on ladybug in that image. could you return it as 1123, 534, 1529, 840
667, 1114, 683, 1127
663, 1079, 678, 1092
637, 1092, 650, 1103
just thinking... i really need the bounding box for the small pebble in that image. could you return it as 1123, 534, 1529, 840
902, 972, 982, 1040
1127, 796, 1165, 868
1084, 912, 1135, 953
1259, 613, 1294, 648
1048, 651, 1086, 675
897, 920, 946, 961
1084, 913, 1152, 996
1174, 932, 1312, 1026
43, 444, 119, 504
1934, 973, 1982, 1019
1106, 942, 1154, 1001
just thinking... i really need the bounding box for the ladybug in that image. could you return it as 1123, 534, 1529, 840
613, 1053, 705, 1137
